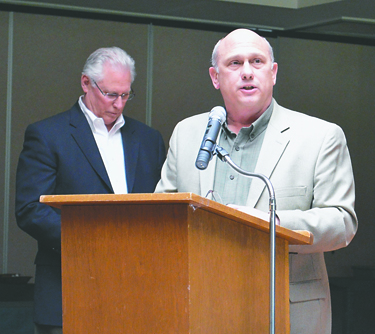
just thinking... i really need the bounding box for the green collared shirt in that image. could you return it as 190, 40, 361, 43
213, 100, 274, 205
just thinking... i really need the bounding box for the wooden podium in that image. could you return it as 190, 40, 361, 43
40, 193, 313, 334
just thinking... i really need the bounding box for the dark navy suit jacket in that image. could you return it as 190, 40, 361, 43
15, 102, 166, 326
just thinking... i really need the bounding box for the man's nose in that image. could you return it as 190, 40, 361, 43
113, 96, 126, 109
241, 62, 254, 80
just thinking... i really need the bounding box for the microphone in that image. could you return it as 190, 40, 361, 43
195, 106, 226, 170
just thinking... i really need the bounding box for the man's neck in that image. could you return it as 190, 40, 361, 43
226, 101, 272, 134
227, 111, 264, 134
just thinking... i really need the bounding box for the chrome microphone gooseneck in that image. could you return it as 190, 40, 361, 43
215, 145, 277, 334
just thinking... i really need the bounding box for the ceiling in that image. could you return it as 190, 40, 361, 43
1, 0, 374, 44
215, 0, 342, 9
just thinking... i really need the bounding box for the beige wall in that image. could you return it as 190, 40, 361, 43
1, 10, 373, 279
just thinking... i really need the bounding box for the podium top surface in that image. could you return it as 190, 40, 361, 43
40, 192, 313, 246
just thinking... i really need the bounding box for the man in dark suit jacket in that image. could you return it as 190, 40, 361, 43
15, 47, 166, 334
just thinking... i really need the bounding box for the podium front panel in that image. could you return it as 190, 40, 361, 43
62, 203, 190, 333
59, 198, 290, 333
187, 205, 289, 333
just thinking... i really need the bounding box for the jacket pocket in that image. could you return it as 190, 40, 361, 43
275, 186, 311, 210
289, 253, 327, 302
275, 186, 307, 198
290, 279, 326, 302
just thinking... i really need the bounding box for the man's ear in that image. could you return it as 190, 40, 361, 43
209, 67, 220, 90
272, 62, 278, 86
81, 75, 91, 94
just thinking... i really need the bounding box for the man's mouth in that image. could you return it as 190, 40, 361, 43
242, 86, 255, 90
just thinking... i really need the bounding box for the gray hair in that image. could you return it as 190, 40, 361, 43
210, 35, 275, 72
82, 47, 136, 84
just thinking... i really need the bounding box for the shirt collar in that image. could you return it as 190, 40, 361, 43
222, 99, 274, 140
78, 95, 125, 134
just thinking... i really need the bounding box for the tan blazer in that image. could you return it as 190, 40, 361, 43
155, 99, 357, 334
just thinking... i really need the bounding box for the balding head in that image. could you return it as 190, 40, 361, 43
211, 29, 275, 72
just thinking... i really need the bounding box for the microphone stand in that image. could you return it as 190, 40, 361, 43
214, 145, 277, 334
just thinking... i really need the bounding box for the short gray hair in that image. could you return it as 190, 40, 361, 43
210, 35, 275, 72
82, 47, 136, 84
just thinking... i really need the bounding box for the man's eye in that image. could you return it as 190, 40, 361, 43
107, 93, 119, 98
230, 61, 240, 66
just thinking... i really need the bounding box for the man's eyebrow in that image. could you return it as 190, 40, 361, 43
225, 51, 265, 59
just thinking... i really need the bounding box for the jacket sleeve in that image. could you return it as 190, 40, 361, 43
15, 123, 61, 250
155, 122, 180, 193
278, 124, 358, 254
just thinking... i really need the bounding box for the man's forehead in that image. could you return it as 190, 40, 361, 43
219, 39, 268, 60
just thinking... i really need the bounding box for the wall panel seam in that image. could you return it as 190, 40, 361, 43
2, 11, 13, 274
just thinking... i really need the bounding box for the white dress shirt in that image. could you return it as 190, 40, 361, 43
79, 96, 128, 194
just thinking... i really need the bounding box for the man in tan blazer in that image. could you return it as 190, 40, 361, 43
155, 28, 357, 333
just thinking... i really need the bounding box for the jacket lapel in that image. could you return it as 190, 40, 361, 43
69, 104, 113, 192
246, 102, 290, 207
121, 119, 139, 193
